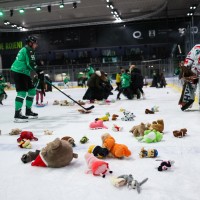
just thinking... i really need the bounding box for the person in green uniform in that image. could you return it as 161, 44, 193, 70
85, 64, 95, 79
63, 75, 70, 88
11, 36, 44, 122
0, 74, 8, 105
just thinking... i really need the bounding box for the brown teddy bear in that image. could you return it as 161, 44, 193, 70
31, 138, 78, 168
61, 136, 76, 147
147, 119, 164, 133
129, 122, 147, 137
101, 133, 131, 158
9, 128, 22, 135
173, 128, 187, 138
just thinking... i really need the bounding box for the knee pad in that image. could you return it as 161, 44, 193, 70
28, 88, 36, 97
17, 91, 27, 99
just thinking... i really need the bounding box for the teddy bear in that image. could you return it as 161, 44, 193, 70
78, 109, 91, 114
112, 114, 119, 121
84, 153, 112, 177
147, 119, 164, 133
88, 145, 109, 158
31, 138, 78, 168
61, 136, 76, 147
145, 109, 154, 114
129, 122, 147, 137
101, 133, 131, 158
9, 128, 22, 135
21, 150, 40, 163
44, 130, 53, 135
138, 130, 163, 143
121, 110, 136, 121
89, 120, 108, 129
173, 128, 187, 138
139, 147, 158, 158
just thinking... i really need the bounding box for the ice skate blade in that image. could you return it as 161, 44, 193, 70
27, 116, 38, 119
14, 118, 29, 123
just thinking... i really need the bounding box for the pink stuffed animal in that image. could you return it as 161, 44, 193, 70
89, 120, 108, 129
85, 153, 112, 177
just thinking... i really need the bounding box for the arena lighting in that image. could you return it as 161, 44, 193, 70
0, 11, 3, 16
36, 7, 41, 11
19, 8, 25, 13
60, 3, 64, 8
73, 2, 77, 9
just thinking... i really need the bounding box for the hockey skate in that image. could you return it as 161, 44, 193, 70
25, 108, 38, 119
14, 109, 29, 123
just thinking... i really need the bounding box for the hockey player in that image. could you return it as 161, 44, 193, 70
0, 74, 8, 105
11, 36, 44, 122
179, 44, 200, 111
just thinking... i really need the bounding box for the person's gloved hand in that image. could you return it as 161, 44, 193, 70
36, 69, 44, 81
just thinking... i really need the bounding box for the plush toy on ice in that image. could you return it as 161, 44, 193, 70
173, 128, 187, 138
129, 122, 147, 137
61, 136, 76, 147
112, 124, 123, 132
139, 147, 158, 158
9, 128, 22, 135
85, 152, 112, 177
95, 112, 110, 121
111, 174, 148, 193
88, 145, 109, 158
31, 138, 78, 168
17, 131, 38, 142
121, 110, 136, 121
138, 130, 163, 143
89, 120, 108, 129
101, 133, 131, 158
147, 119, 164, 133
157, 160, 175, 171
18, 139, 32, 149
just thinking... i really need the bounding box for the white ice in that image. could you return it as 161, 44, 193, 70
0, 84, 200, 200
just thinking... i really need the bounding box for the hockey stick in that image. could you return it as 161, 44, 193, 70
44, 79, 94, 111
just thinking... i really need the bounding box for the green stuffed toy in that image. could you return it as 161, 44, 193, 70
137, 129, 163, 143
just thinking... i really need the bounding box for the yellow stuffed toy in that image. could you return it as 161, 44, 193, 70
96, 112, 110, 121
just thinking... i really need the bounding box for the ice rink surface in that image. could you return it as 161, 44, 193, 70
0, 86, 200, 200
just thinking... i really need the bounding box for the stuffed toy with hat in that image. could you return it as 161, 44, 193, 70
173, 128, 187, 138
101, 133, 131, 158
18, 139, 32, 149
61, 136, 76, 147
95, 112, 110, 121
121, 110, 136, 121
31, 138, 78, 168
138, 130, 163, 143
21, 150, 40, 163
89, 120, 108, 129
44, 130, 53, 135
88, 145, 109, 159
85, 152, 112, 177
112, 124, 123, 132
112, 114, 119, 121
129, 122, 147, 137
17, 131, 38, 142
80, 136, 89, 144
139, 147, 158, 158
147, 119, 164, 133
9, 128, 22, 135
157, 160, 175, 171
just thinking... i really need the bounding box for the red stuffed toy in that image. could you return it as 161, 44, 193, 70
17, 131, 38, 142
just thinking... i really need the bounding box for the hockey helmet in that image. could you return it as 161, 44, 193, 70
26, 36, 37, 44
